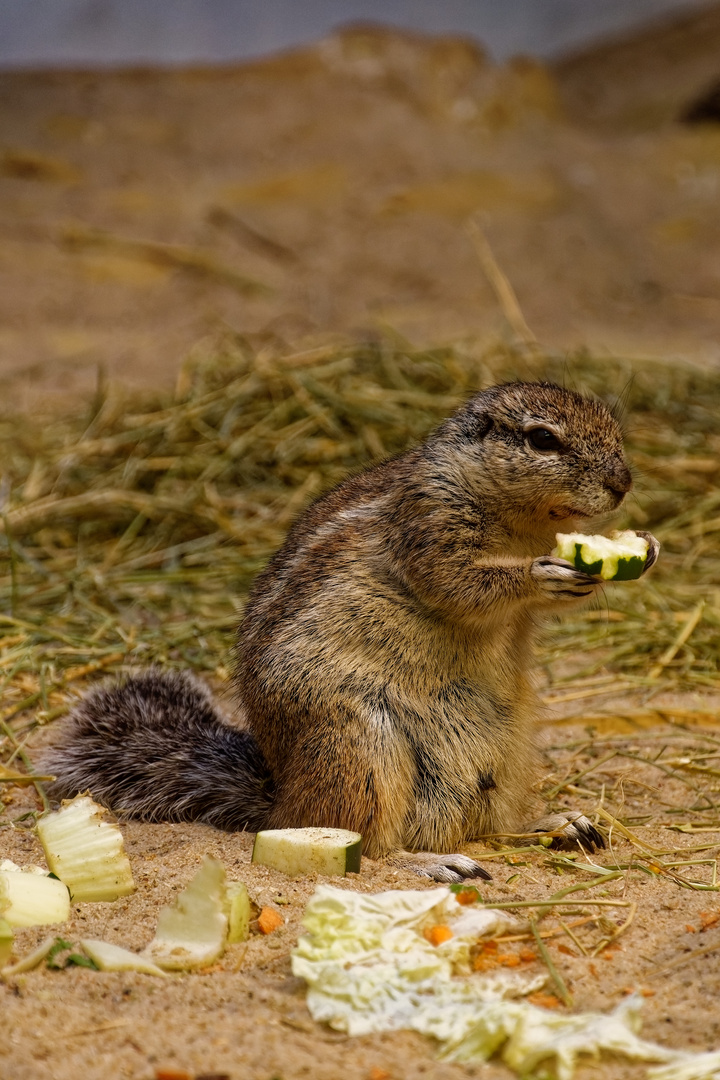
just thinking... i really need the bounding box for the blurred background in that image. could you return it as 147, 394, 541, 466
0, 0, 711, 67
2, 0, 720, 408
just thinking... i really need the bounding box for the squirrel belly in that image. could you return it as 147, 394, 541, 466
42, 381, 651, 875
43, 669, 274, 832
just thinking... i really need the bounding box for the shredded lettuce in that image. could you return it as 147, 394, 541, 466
648, 1052, 720, 1080
292, 885, 691, 1079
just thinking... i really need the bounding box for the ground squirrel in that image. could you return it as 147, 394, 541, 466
44, 381, 659, 881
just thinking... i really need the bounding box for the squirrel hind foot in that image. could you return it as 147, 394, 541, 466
387, 850, 492, 883
40, 668, 274, 833
525, 811, 606, 850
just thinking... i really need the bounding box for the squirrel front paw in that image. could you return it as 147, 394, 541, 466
531, 555, 598, 600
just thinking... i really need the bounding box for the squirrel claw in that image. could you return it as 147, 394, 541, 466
526, 811, 606, 850
531, 555, 598, 599
388, 850, 492, 883
635, 531, 660, 573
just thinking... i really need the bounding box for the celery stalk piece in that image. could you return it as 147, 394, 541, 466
145, 856, 228, 971
0, 870, 70, 927
36, 795, 135, 903
226, 881, 251, 944
81, 939, 167, 977
0, 918, 12, 966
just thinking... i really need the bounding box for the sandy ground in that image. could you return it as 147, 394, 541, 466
4, 706, 720, 1080
2, 8, 720, 1080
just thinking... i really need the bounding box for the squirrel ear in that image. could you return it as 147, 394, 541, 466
457, 410, 492, 442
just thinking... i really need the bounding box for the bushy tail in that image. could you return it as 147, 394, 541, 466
41, 669, 274, 832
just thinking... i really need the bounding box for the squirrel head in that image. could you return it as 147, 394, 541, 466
427, 381, 632, 531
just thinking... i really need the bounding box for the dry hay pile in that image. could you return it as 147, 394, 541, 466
0, 336, 719, 883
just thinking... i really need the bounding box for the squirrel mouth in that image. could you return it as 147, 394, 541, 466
549, 505, 590, 521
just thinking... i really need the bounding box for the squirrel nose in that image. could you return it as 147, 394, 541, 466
605, 461, 633, 501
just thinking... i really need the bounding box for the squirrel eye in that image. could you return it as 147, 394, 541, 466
526, 427, 562, 452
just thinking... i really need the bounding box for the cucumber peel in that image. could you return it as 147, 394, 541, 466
553, 530, 650, 581
252, 827, 363, 877
226, 880, 252, 943
0, 919, 12, 966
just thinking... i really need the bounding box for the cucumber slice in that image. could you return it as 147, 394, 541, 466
252, 828, 362, 877
553, 530, 650, 581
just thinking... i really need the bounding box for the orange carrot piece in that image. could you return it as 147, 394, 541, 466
527, 992, 562, 1010
423, 924, 453, 946
258, 906, 284, 934
455, 887, 481, 905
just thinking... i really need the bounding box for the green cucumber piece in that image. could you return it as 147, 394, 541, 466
145, 855, 228, 971
252, 827, 362, 877
226, 881, 251, 943
0, 919, 13, 966
553, 530, 650, 581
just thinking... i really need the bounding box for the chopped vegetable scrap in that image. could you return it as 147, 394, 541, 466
424, 925, 453, 947
36, 794, 135, 902
257, 906, 284, 935
1, 935, 56, 978
145, 856, 228, 971
0, 918, 13, 966
553, 530, 651, 581
252, 826, 362, 876
0, 861, 70, 927
1, 845, 255, 977
45, 937, 99, 971
292, 885, 713, 1080
648, 1051, 720, 1079
453, 885, 483, 906
82, 939, 167, 977
226, 880, 251, 944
